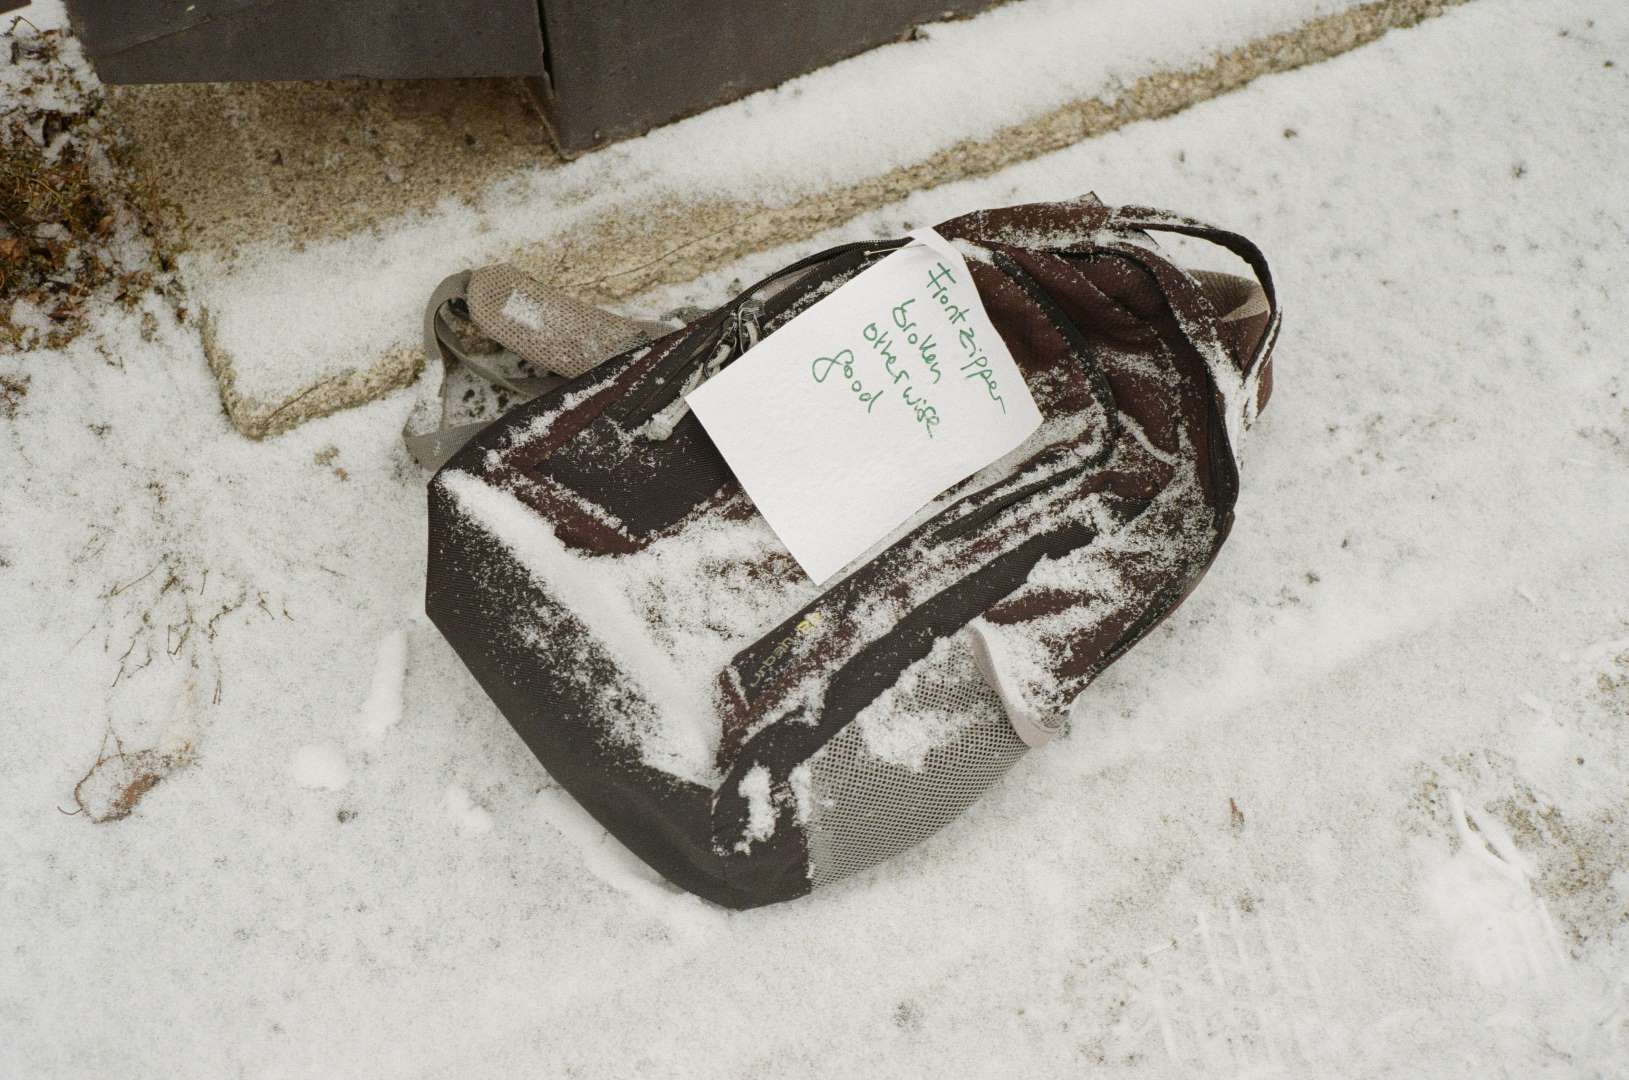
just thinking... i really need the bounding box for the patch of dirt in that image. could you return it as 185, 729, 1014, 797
1491, 788, 1628, 952
1591, 642, 1629, 705
0, 369, 25, 416
1412, 748, 1629, 953
1, 19, 181, 351
312, 443, 348, 480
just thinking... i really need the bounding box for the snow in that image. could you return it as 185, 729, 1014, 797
736, 765, 776, 850
789, 763, 815, 826
532, 784, 725, 931
441, 785, 493, 837
1421, 791, 1572, 1023
357, 628, 408, 744
290, 743, 351, 791
438, 467, 804, 783
856, 634, 995, 766
4, 0, 1629, 1076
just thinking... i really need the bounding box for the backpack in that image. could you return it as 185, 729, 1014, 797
421, 195, 1280, 908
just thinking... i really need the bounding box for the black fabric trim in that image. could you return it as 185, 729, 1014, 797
989, 248, 1122, 464
1086, 239, 1242, 523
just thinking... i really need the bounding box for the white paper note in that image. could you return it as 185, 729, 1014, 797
686, 228, 1042, 584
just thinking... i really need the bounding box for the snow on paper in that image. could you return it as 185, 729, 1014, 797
686, 230, 1040, 583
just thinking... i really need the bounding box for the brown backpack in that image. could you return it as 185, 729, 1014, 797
423, 195, 1280, 908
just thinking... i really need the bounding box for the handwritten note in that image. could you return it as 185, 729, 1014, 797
686, 228, 1042, 583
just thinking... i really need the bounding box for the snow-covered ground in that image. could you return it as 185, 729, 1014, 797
3, 0, 1628, 1076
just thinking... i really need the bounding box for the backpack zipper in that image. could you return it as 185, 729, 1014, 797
734, 299, 764, 354
615, 239, 906, 431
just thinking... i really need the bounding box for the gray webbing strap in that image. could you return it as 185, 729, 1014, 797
402, 416, 498, 474
405, 271, 547, 470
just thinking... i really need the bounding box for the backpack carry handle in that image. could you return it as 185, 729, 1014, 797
1106, 206, 1281, 382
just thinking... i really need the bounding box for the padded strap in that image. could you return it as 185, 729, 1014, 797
465, 264, 656, 381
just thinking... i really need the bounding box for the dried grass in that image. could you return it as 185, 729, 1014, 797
1, 20, 180, 351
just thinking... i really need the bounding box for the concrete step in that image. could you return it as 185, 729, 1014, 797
106, 0, 1467, 438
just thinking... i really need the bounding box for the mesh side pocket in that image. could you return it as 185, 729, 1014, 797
806, 677, 1029, 889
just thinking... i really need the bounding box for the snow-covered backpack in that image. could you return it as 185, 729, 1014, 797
420, 195, 1280, 908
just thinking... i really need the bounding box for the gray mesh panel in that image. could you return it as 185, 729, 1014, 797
806, 677, 1030, 889
466, 264, 652, 378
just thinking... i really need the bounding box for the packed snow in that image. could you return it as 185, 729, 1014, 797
356, 628, 408, 744
3, 0, 1628, 1076
736, 765, 777, 850
289, 743, 351, 791
441, 785, 494, 837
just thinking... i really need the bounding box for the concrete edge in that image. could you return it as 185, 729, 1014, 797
218, 0, 1467, 439
206, 313, 423, 439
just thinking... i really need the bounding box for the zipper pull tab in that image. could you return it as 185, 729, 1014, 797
734, 300, 764, 354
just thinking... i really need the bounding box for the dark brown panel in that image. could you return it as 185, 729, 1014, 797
531, 0, 995, 151
66, 0, 549, 82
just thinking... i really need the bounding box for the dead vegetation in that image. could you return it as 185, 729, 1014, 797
1594, 643, 1629, 702
70, 735, 197, 823
1, 19, 180, 351
63, 541, 292, 821
0, 369, 25, 415
89, 548, 289, 697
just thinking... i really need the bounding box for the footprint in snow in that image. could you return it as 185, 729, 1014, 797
1108, 895, 1341, 1075
1426, 789, 1566, 991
